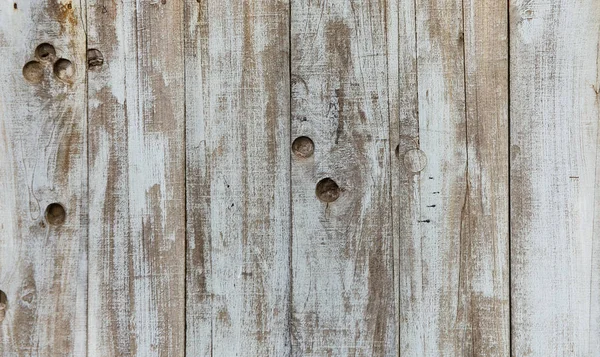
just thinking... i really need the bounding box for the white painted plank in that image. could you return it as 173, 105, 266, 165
395, 0, 509, 354
0, 0, 87, 355
184, 1, 291, 356
86, 0, 186, 355
510, 1, 600, 355
290, 1, 397, 355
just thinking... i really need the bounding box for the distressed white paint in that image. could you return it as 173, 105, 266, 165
184, 1, 291, 356
0, 1, 599, 356
510, 0, 600, 355
86, 0, 185, 356
395, 0, 510, 354
0, 0, 87, 355
290, 1, 397, 356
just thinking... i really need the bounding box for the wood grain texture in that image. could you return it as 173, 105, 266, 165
4, 1, 600, 355
510, 0, 600, 355
86, 0, 186, 356
184, 1, 291, 356
290, 1, 397, 355
394, 0, 509, 354
0, 0, 87, 355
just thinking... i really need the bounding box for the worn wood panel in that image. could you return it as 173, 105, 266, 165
461, 0, 510, 353
0, 0, 87, 355
510, 1, 600, 355
395, 0, 509, 354
86, 0, 186, 356
184, 1, 291, 356
290, 1, 397, 356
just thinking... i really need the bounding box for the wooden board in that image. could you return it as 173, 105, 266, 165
86, 0, 186, 355
394, 0, 510, 354
0, 0, 87, 355
184, 1, 291, 356
2, 1, 600, 356
290, 1, 397, 355
510, 0, 600, 355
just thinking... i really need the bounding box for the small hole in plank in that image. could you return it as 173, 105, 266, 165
45, 203, 66, 226
53, 58, 75, 82
316, 178, 341, 203
22, 61, 44, 83
292, 136, 314, 158
13, 3, 17, 9
35, 43, 56, 61
87, 49, 104, 68
0, 290, 7, 323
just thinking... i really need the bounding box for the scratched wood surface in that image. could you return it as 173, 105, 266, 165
290, 1, 396, 355
0, 0, 87, 355
86, 0, 185, 356
510, 0, 600, 355
0, 0, 599, 356
394, 0, 510, 354
184, 1, 291, 356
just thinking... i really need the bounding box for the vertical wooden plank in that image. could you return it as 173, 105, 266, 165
86, 0, 186, 355
290, 1, 397, 355
510, 1, 600, 355
184, 1, 291, 356
0, 0, 87, 355
395, 0, 509, 354
461, 0, 510, 353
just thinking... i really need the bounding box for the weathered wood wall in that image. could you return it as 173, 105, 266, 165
0, 0, 598, 356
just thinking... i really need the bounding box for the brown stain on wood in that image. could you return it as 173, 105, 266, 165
325, 20, 351, 74
54, 108, 78, 180
0, 0, 547, 355
47, 0, 78, 35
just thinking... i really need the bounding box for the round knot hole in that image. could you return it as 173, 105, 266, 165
53, 58, 75, 82
23, 61, 44, 83
35, 43, 56, 61
316, 178, 341, 203
45, 203, 66, 226
292, 136, 314, 158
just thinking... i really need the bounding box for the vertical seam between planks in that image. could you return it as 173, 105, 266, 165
182, 0, 187, 354
459, 0, 471, 352
588, 37, 600, 355
381, 1, 397, 355
507, 0, 513, 355
287, 0, 294, 355
461, 0, 469, 189
410, 0, 419, 353
84, 0, 90, 355
413, 0, 420, 144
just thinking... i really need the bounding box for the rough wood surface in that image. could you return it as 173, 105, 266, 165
86, 0, 186, 356
290, 1, 397, 355
0, 0, 87, 355
394, 0, 510, 354
510, 1, 600, 355
2, 1, 600, 356
184, 1, 291, 356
